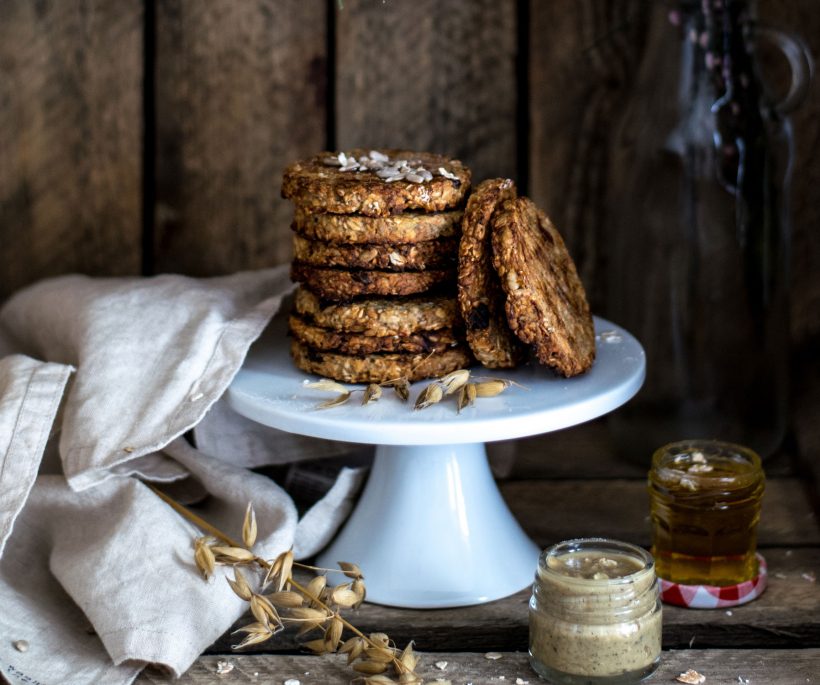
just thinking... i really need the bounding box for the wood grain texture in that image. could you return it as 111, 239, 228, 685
0, 0, 143, 301
141, 649, 820, 684
528, 0, 648, 307
209, 537, 820, 654
153, 0, 327, 275
335, 0, 517, 184
503, 478, 819, 549
207, 550, 819, 654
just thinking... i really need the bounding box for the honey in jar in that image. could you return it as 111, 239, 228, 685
648, 440, 765, 586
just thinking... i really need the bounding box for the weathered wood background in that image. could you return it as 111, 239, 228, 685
1, 0, 818, 468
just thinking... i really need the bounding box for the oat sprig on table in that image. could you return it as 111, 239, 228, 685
151, 487, 421, 684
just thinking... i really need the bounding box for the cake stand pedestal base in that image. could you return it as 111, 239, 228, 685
316, 442, 539, 609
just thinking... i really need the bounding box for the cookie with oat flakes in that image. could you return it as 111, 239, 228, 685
292, 234, 458, 272
282, 149, 470, 217
491, 196, 595, 377
293, 287, 462, 337
292, 206, 463, 245
291, 263, 455, 302
290, 339, 474, 384
457, 178, 527, 368
288, 314, 462, 356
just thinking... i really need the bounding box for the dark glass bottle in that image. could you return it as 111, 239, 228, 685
606, 0, 811, 460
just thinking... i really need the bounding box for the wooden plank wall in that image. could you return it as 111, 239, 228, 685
1, 0, 818, 467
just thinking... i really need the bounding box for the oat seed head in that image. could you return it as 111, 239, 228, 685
440, 369, 470, 395
227, 567, 253, 601
305, 379, 349, 394
363, 384, 382, 405
414, 382, 444, 410
212, 545, 256, 563
317, 391, 352, 409
353, 660, 389, 675
242, 503, 257, 549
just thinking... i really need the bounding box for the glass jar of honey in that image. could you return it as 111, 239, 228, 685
648, 440, 765, 586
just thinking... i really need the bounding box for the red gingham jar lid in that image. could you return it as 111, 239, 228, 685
659, 553, 768, 608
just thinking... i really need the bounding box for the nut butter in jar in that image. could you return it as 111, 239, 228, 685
648, 440, 765, 586
529, 538, 662, 684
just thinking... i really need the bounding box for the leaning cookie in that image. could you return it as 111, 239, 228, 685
290, 340, 474, 384
282, 149, 470, 217
293, 234, 458, 272
458, 178, 527, 368
291, 263, 455, 301
293, 287, 462, 337
293, 206, 463, 245
289, 314, 462, 356
491, 196, 595, 377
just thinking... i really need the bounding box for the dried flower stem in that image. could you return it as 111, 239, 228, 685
147, 484, 404, 673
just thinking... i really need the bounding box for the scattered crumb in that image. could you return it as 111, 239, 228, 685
677, 670, 706, 684
284, 679, 301, 685
215, 660, 234, 675
12, 640, 29, 653
802, 571, 816, 583
785, 549, 793, 556
435, 661, 448, 670
515, 679, 530, 684
737, 677, 750, 684
689, 635, 696, 648
725, 610, 733, 616
485, 652, 503, 660
123, 446, 135, 453
774, 572, 787, 579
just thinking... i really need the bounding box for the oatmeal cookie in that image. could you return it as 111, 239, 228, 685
457, 178, 526, 368
491, 197, 595, 377
291, 263, 455, 301
293, 287, 461, 337
289, 314, 462, 355
292, 206, 463, 245
282, 149, 470, 217
293, 234, 458, 271
290, 339, 474, 384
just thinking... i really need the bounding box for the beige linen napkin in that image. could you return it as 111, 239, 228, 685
0, 267, 365, 685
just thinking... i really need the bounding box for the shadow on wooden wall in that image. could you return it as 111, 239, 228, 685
1, 0, 818, 467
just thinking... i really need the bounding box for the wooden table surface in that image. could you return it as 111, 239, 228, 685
135, 420, 819, 684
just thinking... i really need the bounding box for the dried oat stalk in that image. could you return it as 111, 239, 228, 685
305, 369, 521, 416
148, 486, 421, 684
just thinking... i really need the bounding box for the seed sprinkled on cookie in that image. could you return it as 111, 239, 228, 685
282, 149, 470, 217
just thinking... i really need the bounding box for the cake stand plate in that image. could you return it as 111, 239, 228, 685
227, 314, 645, 608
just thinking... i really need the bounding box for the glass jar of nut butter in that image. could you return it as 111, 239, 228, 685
529, 538, 662, 684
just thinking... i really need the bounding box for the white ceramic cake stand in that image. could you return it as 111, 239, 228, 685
226, 314, 645, 608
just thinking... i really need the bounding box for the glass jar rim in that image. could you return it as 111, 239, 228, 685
537, 537, 655, 586
651, 439, 763, 485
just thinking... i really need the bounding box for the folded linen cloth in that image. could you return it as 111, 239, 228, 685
0, 267, 365, 685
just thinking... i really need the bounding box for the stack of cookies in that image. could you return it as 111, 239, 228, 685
282, 149, 475, 383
